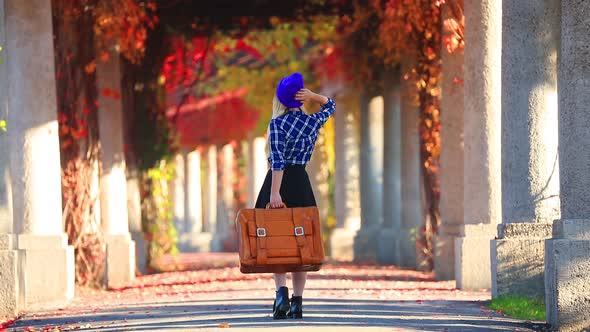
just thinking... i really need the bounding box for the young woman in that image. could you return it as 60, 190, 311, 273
254, 72, 335, 319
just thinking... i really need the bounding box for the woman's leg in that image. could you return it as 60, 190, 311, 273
274, 273, 287, 290
291, 272, 307, 296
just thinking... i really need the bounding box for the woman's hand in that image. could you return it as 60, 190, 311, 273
295, 89, 329, 105
269, 191, 284, 209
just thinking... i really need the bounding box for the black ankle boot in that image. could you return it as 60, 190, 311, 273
273, 287, 290, 319
288, 296, 303, 319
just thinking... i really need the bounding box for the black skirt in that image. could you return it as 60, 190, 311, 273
254, 164, 317, 208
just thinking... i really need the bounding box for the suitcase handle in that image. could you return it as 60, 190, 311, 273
265, 202, 287, 209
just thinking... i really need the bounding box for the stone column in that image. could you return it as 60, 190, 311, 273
399, 59, 423, 268
126, 174, 147, 274
173, 149, 208, 252
203, 145, 217, 234
545, 1, 590, 330
247, 136, 268, 207
4, 0, 74, 306
211, 144, 236, 252
455, 0, 502, 290
308, 126, 330, 232
354, 93, 383, 262
185, 149, 208, 251
378, 72, 402, 265
330, 94, 361, 261
0, 1, 10, 236
435, 3, 465, 281
491, 0, 560, 299
97, 54, 135, 287
171, 152, 186, 246
0, 1, 22, 317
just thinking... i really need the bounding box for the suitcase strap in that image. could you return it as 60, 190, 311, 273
254, 209, 268, 265
290, 209, 313, 265
254, 208, 314, 265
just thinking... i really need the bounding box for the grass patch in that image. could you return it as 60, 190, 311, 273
487, 295, 546, 321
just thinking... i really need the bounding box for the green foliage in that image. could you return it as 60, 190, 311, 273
133, 102, 177, 171
487, 296, 546, 321
127, 23, 178, 172
141, 160, 179, 269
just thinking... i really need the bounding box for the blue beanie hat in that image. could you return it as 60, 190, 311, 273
276, 72, 304, 108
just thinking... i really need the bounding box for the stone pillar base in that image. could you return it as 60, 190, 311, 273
377, 228, 398, 265
0, 235, 24, 319
105, 234, 135, 288
177, 233, 194, 252
18, 234, 74, 306
545, 219, 590, 331
491, 223, 552, 299
130, 231, 148, 275
0, 249, 20, 318
178, 232, 213, 253
211, 231, 237, 252
434, 225, 459, 280
192, 232, 213, 252
397, 226, 417, 268
354, 226, 380, 262
329, 228, 357, 262
454, 224, 496, 290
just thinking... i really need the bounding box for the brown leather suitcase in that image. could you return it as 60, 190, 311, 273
235, 205, 325, 273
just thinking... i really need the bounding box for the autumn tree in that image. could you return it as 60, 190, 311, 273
52, 0, 156, 286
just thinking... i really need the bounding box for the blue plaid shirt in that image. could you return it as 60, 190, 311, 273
268, 98, 336, 171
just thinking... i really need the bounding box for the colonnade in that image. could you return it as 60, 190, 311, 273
0, 0, 74, 312
1, 0, 589, 329
0, 0, 137, 317
335, 1, 589, 329
435, 1, 588, 329
172, 139, 269, 254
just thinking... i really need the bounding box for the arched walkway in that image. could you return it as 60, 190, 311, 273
9, 254, 543, 331
2, 1, 590, 330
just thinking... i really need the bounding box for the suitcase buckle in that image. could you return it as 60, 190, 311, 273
256, 228, 267, 237
294, 226, 305, 237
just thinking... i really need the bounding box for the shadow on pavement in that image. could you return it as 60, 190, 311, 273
11, 298, 547, 331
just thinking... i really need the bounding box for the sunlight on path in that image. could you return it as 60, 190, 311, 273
8, 254, 541, 331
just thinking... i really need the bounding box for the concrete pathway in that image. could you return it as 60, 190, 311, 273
6, 254, 547, 331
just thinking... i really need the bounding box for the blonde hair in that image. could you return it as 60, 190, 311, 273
267, 95, 286, 160
272, 94, 288, 119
